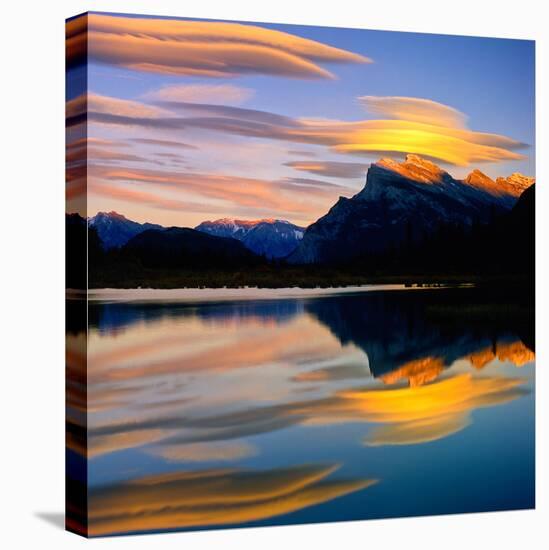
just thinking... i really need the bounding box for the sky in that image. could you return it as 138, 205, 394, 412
66, 12, 535, 227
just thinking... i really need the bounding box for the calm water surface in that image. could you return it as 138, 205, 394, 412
67, 287, 535, 536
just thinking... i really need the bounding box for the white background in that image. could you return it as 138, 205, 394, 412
1, 0, 547, 547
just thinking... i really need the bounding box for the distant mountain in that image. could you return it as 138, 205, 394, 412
288, 154, 534, 265
195, 218, 305, 259
123, 227, 260, 269
89, 211, 163, 250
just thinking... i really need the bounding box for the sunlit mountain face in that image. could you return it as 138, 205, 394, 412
288, 154, 535, 265
66, 287, 534, 536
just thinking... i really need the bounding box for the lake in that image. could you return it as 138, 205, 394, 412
66, 286, 535, 536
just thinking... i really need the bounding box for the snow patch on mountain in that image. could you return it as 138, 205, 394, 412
195, 218, 305, 259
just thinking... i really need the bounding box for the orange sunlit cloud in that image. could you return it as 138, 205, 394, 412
306, 119, 526, 166
67, 14, 371, 80
66, 92, 167, 120
359, 96, 468, 128
88, 92, 169, 118
87, 164, 338, 222
81, 92, 526, 169
89, 182, 202, 212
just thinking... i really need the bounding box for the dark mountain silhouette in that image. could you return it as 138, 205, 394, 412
195, 218, 305, 259
288, 155, 534, 266
89, 211, 163, 250
122, 227, 261, 269
413, 182, 535, 280
498, 183, 535, 269
68, 157, 534, 288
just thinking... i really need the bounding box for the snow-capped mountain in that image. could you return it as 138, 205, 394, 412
287, 154, 534, 265
88, 211, 163, 250
195, 218, 305, 259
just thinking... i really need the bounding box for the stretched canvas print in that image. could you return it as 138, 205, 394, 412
66, 11, 535, 538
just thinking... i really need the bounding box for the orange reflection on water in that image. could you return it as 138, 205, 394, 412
380, 356, 445, 387
88, 464, 376, 536
79, 299, 534, 463
340, 374, 528, 446
468, 340, 535, 370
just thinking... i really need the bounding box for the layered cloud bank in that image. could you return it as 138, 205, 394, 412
70, 92, 526, 168
65, 92, 529, 224
66, 13, 531, 225
358, 96, 469, 128
67, 14, 370, 79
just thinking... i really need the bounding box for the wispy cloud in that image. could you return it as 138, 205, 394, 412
88, 92, 168, 118
66, 137, 130, 151
144, 84, 255, 105
129, 138, 198, 150
89, 181, 227, 214
88, 164, 335, 219
287, 149, 318, 158
68, 14, 370, 79
285, 160, 370, 178
359, 96, 468, 128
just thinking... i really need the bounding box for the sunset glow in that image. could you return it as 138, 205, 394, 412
66, 13, 534, 227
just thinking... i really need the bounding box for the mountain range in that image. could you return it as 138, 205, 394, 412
195, 218, 304, 259
88, 212, 303, 259
287, 154, 534, 265
69, 154, 534, 288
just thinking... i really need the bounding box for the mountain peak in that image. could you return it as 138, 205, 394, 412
213, 217, 252, 226
88, 211, 163, 249
375, 155, 447, 184
207, 217, 289, 227
289, 155, 530, 265
91, 210, 127, 221
195, 218, 304, 259
465, 168, 491, 180
405, 154, 439, 170
463, 168, 496, 189
495, 173, 535, 195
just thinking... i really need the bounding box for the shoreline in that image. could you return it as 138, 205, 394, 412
80, 283, 474, 303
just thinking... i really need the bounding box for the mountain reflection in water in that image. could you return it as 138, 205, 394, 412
66, 287, 535, 536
